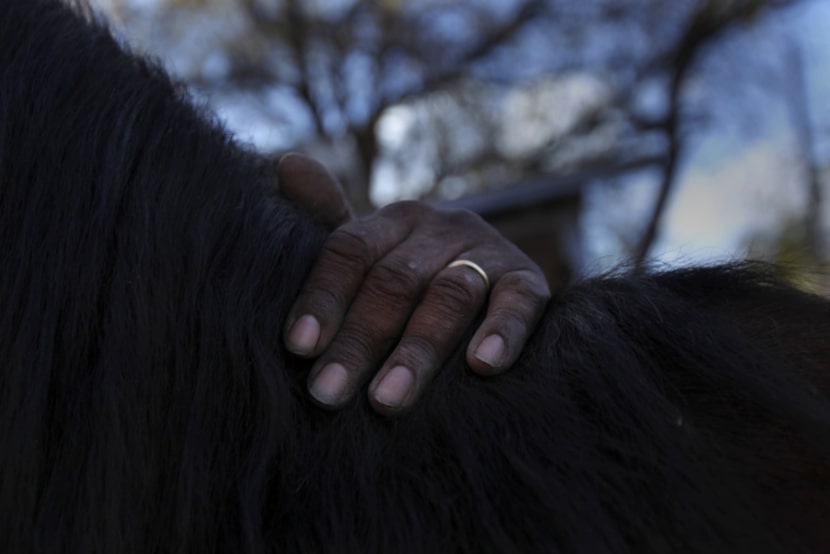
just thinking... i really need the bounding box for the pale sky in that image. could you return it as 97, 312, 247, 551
588, 0, 830, 269
656, 137, 807, 264
96, 0, 830, 270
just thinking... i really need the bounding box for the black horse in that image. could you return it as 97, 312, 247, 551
1, 1, 828, 552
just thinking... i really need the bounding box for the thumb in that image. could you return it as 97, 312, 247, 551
276, 152, 354, 228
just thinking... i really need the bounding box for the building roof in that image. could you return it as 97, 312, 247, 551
436, 155, 665, 217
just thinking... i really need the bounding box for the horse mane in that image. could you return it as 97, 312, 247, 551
1, 2, 829, 553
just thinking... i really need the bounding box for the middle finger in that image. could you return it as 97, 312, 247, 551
368, 258, 492, 413
306, 235, 464, 407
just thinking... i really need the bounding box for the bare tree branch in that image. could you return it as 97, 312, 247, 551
632, 0, 796, 270
375, 0, 544, 114
783, 39, 823, 259
284, 0, 327, 135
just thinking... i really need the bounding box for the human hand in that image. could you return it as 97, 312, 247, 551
278, 154, 550, 415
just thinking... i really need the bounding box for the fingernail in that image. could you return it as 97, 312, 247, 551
474, 335, 505, 368
287, 315, 320, 355
309, 362, 348, 405
373, 366, 414, 409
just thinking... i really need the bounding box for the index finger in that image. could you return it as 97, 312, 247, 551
283, 213, 412, 358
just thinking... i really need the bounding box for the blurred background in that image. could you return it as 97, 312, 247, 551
93, 0, 830, 289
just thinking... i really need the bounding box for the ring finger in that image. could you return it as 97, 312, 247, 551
367, 257, 492, 413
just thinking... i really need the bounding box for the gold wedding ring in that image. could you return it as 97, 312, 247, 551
447, 259, 490, 288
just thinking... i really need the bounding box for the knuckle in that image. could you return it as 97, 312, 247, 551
295, 284, 344, 316
327, 326, 384, 369
436, 208, 490, 236
341, 298, 408, 347
394, 333, 440, 370
324, 225, 376, 269
429, 271, 483, 312
487, 306, 530, 338
365, 257, 425, 302
499, 269, 551, 304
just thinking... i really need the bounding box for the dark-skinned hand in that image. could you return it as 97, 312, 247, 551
277, 153, 551, 415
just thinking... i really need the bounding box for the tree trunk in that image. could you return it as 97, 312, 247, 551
350, 124, 379, 214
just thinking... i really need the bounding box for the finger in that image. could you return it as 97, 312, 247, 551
466, 268, 551, 375
305, 224, 469, 407
367, 260, 491, 414
283, 215, 411, 358
285, 202, 455, 359
276, 152, 354, 228
304, 241, 450, 407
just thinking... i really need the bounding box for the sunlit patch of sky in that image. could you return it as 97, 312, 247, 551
377, 105, 416, 149
372, 156, 437, 205
498, 74, 610, 156
95, 0, 829, 270
210, 98, 288, 152
369, 0, 830, 272
583, 0, 830, 271
369, 6, 830, 269
656, 137, 807, 263
582, 170, 658, 271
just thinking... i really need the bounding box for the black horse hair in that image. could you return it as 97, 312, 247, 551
1, 1, 829, 552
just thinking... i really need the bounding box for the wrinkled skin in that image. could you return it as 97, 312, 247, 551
278, 154, 550, 415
